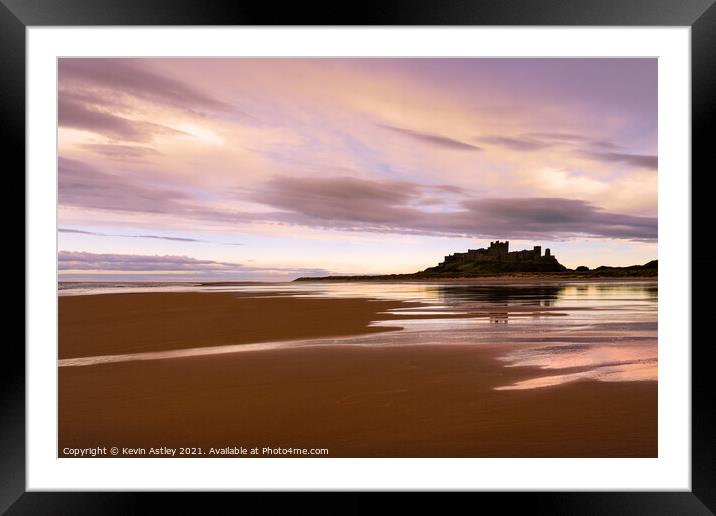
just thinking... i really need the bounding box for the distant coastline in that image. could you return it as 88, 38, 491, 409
296, 241, 657, 282
295, 260, 657, 282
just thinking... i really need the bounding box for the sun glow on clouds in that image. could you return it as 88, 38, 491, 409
57, 58, 657, 280
173, 122, 225, 145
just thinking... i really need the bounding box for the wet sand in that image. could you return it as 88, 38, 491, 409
59, 292, 413, 359
58, 291, 657, 457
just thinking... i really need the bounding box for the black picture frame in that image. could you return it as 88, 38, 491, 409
5, 0, 714, 512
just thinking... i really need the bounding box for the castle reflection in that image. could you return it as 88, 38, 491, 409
488, 312, 509, 324
432, 283, 657, 307
434, 284, 566, 305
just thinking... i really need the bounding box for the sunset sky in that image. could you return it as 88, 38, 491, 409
58, 58, 657, 281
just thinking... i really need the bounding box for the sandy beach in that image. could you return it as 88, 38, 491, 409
59, 292, 414, 359
59, 289, 657, 458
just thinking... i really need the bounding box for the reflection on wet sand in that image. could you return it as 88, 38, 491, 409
435, 284, 564, 304
489, 312, 509, 324
337, 281, 657, 389
367, 281, 657, 389
60, 280, 657, 391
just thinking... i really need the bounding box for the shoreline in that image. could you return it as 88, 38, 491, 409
58, 275, 658, 293
294, 275, 657, 284
294, 273, 657, 283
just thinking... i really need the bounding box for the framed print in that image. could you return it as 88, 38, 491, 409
6, 0, 715, 512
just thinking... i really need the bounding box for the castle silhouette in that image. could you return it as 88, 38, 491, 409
426, 240, 566, 274
440, 240, 554, 265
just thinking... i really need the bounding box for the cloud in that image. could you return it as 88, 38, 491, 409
59, 228, 203, 242
478, 135, 553, 151
57, 158, 267, 229
59, 228, 96, 235
59, 96, 184, 142
252, 176, 657, 241
587, 140, 621, 150
80, 144, 164, 161
59, 227, 244, 246
480, 132, 629, 156
58, 251, 236, 272
580, 151, 658, 170
378, 124, 482, 152
254, 176, 422, 223
525, 132, 588, 142
486, 132, 652, 170
59, 59, 234, 114
58, 251, 332, 279
459, 197, 656, 241
58, 159, 655, 242
58, 158, 193, 213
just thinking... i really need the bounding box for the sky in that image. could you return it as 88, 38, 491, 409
58, 58, 657, 281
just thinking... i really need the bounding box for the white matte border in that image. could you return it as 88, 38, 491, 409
27, 27, 690, 491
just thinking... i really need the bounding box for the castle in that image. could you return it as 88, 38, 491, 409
421, 240, 566, 274
440, 240, 554, 266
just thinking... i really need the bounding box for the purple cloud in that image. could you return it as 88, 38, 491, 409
525, 132, 588, 142
459, 197, 656, 241
58, 159, 656, 242
57, 159, 266, 228
59, 158, 192, 213
59, 59, 235, 114
59, 228, 203, 243
80, 144, 164, 161
378, 124, 482, 152
253, 176, 657, 241
483, 132, 650, 168
59, 96, 184, 142
587, 140, 622, 150
58, 251, 332, 279
580, 151, 658, 170
59, 227, 244, 246
254, 176, 422, 223
478, 135, 553, 151
58, 251, 237, 272
522, 132, 624, 151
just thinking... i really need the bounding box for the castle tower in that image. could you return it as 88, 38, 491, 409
533, 245, 541, 258
489, 240, 509, 256
545, 248, 551, 257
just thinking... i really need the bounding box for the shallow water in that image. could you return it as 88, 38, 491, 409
58, 280, 657, 390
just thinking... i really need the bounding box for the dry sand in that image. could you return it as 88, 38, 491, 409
58, 292, 656, 458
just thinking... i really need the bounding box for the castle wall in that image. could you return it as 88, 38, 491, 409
441, 242, 557, 265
